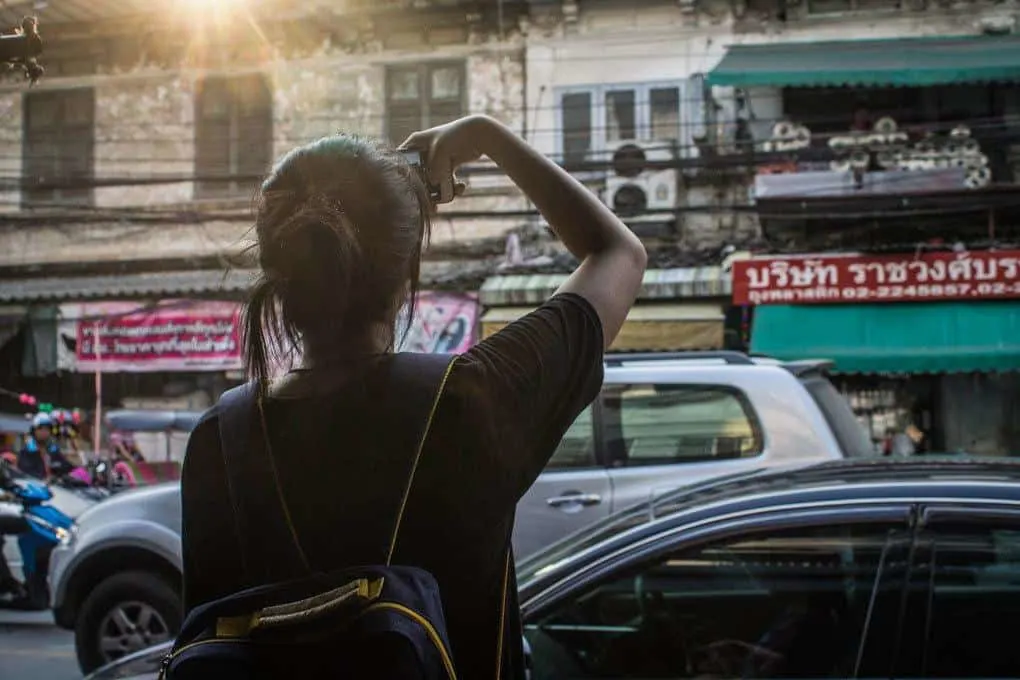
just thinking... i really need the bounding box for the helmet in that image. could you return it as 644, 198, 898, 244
31, 412, 54, 430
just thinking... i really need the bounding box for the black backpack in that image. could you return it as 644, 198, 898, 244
160, 353, 509, 680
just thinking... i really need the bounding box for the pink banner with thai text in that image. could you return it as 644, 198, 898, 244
73, 300, 243, 373
732, 250, 1020, 306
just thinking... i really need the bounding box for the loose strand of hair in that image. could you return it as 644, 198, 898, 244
241, 276, 301, 393
395, 175, 433, 350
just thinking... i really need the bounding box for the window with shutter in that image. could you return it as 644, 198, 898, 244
385, 62, 465, 146
235, 75, 273, 187
554, 80, 697, 167
195, 74, 273, 198
22, 88, 95, 208
561, 91, 593, 167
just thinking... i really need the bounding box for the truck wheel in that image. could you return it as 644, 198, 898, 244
74, 570, 182, 674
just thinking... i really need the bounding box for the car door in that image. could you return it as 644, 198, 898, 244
600, 381, 768, 514
515, 404, 611, 560
523, 505, 915, 680
904, 505, 1020, 678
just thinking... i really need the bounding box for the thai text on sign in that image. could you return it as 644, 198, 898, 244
72, 300, 242, 373
731, 250, 1020, 306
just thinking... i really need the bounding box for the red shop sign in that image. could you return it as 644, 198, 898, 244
731, 250, 1020, 306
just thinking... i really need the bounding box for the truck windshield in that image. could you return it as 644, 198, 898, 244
800, 375, 876, 459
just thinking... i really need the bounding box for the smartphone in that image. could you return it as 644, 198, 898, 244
401, 149, 442, 203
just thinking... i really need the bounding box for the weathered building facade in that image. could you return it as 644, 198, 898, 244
3, 0, 1019, 446
0, 0, 528, 270
0, 0, 530, 412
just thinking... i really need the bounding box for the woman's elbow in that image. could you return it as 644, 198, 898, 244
627, 238, 649, 270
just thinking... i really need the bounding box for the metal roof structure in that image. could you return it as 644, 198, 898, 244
0, 269, 256, 303
0, 0, 152, 25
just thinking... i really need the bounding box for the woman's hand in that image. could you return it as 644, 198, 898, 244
399, 115, 496, 204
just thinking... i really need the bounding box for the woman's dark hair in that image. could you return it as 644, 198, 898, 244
242, 134, 431, 385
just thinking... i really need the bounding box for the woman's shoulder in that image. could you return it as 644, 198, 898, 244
464, 292, 601, 357
181, 407, 224, 482
445, 292, 604, 413
456, 293, 603, 375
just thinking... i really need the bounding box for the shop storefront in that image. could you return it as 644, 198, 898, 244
0, 274, 482, 461
479, 267, 734, 352
733, 250, 1020, 456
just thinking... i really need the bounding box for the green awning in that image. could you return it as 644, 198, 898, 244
707, 35, 1020, 88
479, 267, 730, 306
750, 302, 1020, 374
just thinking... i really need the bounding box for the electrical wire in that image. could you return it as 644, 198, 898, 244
10, 97, 1019, 145
3, 195, 1019, 225
5, 143, 1017, 201
8, 112, 1018, 188
8, 110, 1018, 181
6, 153, 1019, 216
2, 63, 1017, 214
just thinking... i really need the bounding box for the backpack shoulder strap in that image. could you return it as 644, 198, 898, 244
217, 381, 309, 582
217, 353, 457, 581
384, 352, 457, 565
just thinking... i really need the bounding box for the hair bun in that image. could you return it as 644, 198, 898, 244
265, 198, 363, 324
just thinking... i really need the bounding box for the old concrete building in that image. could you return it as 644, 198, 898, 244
523, 0, 756, 250
2, 0, 1018, 427
517, 0, 1019, 252
478, 1, 750, 352
0, 0, 527, 273
0, 0, 530, 411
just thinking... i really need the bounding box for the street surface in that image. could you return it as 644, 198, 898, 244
0, 610, 81, 680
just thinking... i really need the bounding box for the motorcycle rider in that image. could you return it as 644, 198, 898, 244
18, 412, 72, 480
111, 431, 145, 463
0, 456, 29, 604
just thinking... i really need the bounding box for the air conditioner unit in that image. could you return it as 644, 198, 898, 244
604, 140, 679, 217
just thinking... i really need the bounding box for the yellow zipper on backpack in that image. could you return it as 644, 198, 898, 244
157, 601, 457, 680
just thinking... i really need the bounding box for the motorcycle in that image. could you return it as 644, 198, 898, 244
51, 465, 113, 502
0, 461, 75, 610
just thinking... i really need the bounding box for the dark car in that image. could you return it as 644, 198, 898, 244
86, 457, 1020, 679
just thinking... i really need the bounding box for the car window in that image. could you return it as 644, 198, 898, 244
602, 384, 762, 467
547, 404, 597, 470
912, 523, 1020, 678
525, 522, 910, 679
800, 375, 875, 459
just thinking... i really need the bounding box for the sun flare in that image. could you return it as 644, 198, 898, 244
177, 0, 247, 23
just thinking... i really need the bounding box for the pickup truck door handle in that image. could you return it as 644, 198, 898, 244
547, 493, 603, 508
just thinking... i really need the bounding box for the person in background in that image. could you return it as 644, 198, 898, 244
181, 114, 647, 679
0, 455, 28, 603
891, 423, 925, 456
881, 428, 895, 456
17, 413, 65, 480
850, 105, 872, 132
111, 432, 146, 463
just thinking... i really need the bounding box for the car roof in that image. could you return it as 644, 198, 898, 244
603, 351, 834, 376
648, 456, 1020, 513
106, 409, 203, 432
518, 457, 1020, 585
